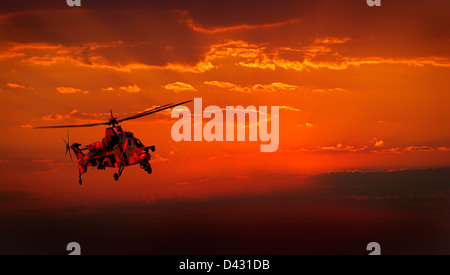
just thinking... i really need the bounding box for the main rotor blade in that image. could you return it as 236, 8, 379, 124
118, 100, 193, 123
68, 149, 73, 162
62, 137, 68, 157
33, 100, 192, 128
66, 130, 72, 162
34, 122, 109, 129
117, 103, 173, 122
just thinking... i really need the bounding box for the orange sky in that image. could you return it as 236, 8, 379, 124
0, 0, 450, 207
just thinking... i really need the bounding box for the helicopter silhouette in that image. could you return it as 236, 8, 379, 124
34, 100, 192, 185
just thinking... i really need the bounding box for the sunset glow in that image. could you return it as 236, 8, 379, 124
0, 0, 449, 254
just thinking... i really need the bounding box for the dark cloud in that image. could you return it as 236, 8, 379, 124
1, 0, 449, 68
0, 8, 208, 65
0, 0, 318, 25
0, 168, 449, 254
310, 168, 450, 199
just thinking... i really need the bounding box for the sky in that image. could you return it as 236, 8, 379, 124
0, 0, 449, 254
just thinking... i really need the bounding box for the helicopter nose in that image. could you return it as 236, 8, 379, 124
140, 152, 151, 162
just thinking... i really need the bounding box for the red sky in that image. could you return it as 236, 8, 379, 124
0, 0, 449, 254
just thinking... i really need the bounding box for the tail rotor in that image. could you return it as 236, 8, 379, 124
62, 130, 73, 162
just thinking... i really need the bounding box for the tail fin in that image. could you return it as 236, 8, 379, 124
70, 143, 85, 160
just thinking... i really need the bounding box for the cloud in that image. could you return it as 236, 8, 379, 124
0, 41, 216, 74
119, 84, 141, 93
182, 15, 301, 34
4, 36, 449, 81
372, 146, 435, 153
203, 40, 450, 73
162, 82, 197, 93
307, 142, 444, 154
19, 124, 32, 128
297, 123, 314, 128
314, 37, 352, 45
370, 138, 384, 148
204, 80, 298, 93
41, 109, 79, 121
319, 143, 368, 152
56, 86, 89, 94
163, 61, 216, 73
313, 88, 346, 93
205, 81, 251, 93
205, 40, 268, 61
6, 83, 25, 88
0, 160, 10, 164
102, 85, 141, 93
151, 154, 169, 163
374, 141, 384, 148
252, 82, 298, 92
279, 106, 300, 112
1, 168, 448, 254
1, 1, 449, 80
204, 81, 237, 89
0, 7, 212, 66
5, 83, 34, 90
102, 87, 115, 92
403, 146, 434, 152
313, 168, 450, 198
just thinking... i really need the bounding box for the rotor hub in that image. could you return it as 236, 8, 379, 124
108, 117, 119, 126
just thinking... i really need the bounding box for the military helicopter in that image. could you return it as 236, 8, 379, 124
34, 100, 192, 185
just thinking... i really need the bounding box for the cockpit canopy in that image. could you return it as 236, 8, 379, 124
126, 137, 144, 150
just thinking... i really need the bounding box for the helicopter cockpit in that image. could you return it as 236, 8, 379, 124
134, 138, 144, 148
125, 137, 144, 150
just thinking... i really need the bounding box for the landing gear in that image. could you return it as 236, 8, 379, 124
140, 161, 152, 174
78, 174, 82, 185
114, 163, 125, 181
146, 165, 152, 174
113, 152, 126, 181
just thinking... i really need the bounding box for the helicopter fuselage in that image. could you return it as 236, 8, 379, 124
70, 126, 155, 183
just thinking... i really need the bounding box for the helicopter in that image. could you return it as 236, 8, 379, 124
34, 100, 192, 185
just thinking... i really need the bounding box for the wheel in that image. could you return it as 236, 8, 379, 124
114, 173, 119, 181
145, 164, 152, 174
79, 179, 82, 185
